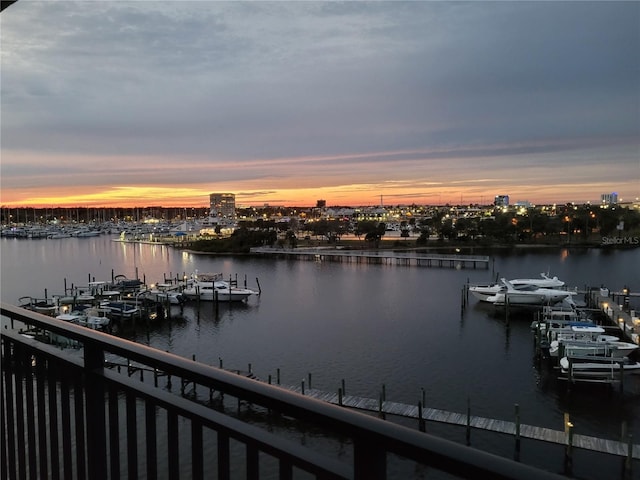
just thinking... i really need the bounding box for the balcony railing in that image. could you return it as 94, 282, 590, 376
1, 302, 565, 479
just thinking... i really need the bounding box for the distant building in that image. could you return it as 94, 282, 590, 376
494, 195, 509, 207
209, 193, 236, 220
601, 192, 618, 205
316, 199, 326, 208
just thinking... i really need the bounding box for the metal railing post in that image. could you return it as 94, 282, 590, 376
354, 435, 386, 480
84, 339, 107, 480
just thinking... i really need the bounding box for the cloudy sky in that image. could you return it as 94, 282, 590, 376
1, 1, 638, 208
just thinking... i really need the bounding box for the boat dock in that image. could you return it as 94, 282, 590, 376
276, 384, 639, 461
527, 287, 640, 389
286, 386, 640, 459
116, 357, 638, 471
250, 247, 490, 269
589, 287, 639, 345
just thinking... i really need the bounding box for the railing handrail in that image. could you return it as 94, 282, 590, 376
1, 302, 566, 479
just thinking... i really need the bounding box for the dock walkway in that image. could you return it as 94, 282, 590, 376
589, 288, 639, 345
280, 385, 639, 460
250, 247, 490, 269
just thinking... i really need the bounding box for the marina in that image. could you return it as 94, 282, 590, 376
1, 236, 639, 479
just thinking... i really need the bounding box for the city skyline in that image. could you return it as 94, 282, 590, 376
1, 1, 638, 208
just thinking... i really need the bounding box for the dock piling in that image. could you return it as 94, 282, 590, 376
466, 397, 471, 446
564, 420, 574, 476
515, 403, 521, 459
625, 434, 633, 478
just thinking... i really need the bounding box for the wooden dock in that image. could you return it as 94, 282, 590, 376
279, 384, 639, 461
250, 247, 490, 269
108, 355, 638, 466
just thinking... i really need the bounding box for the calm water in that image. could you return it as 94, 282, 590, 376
2, 236, 639, 478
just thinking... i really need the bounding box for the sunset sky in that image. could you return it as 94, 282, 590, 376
1, 1, 638, 208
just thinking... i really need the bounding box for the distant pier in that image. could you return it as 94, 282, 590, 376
250, 247, 490, 269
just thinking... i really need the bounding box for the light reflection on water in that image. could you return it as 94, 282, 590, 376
2, 237, 639, 478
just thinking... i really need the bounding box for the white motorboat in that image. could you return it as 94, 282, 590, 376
469, 273, 565, 302
530, 305, 593, 332
18, 296, 58, 316
142, 284, 187, 305
56, 313, 85, 323
559, 341, 639, 359
80, 306, 111, 329
101, 301, 140, 318
182, 272, 257, 302
485, 279, 576, 306
548, 324, 608, 342
560, 356, 640, 379
48, 232, 72, 239
549, 325, 639, 358
72, 227, 101, 237
56, 306, 111, 330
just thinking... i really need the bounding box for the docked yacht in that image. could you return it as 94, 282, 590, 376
485, 279, 576, 306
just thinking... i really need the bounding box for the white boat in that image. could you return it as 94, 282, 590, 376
559, 341, 639, 358
142, 284, 187, 305
48, 232, 72, 239
101, 301, 140, 318
182, 272, 256, 302
56, 306, 111, 330
548, 324, 608, 342
56, 313, 85, 323
18, 296, 58, 316
560, 356, 640, 379
72, 228, 101, 237
549, 325, 639, 358
530, 305, 593, 331
469, 273, 565, 302
81, 307, 111, 329
485, 279, 576, 306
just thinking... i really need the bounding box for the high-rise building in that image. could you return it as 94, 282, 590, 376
601, 192, 618, 205
494, 195, 509, 207
209, 193, 236, 220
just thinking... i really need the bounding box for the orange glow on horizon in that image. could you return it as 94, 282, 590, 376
0, 182, 634, 209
